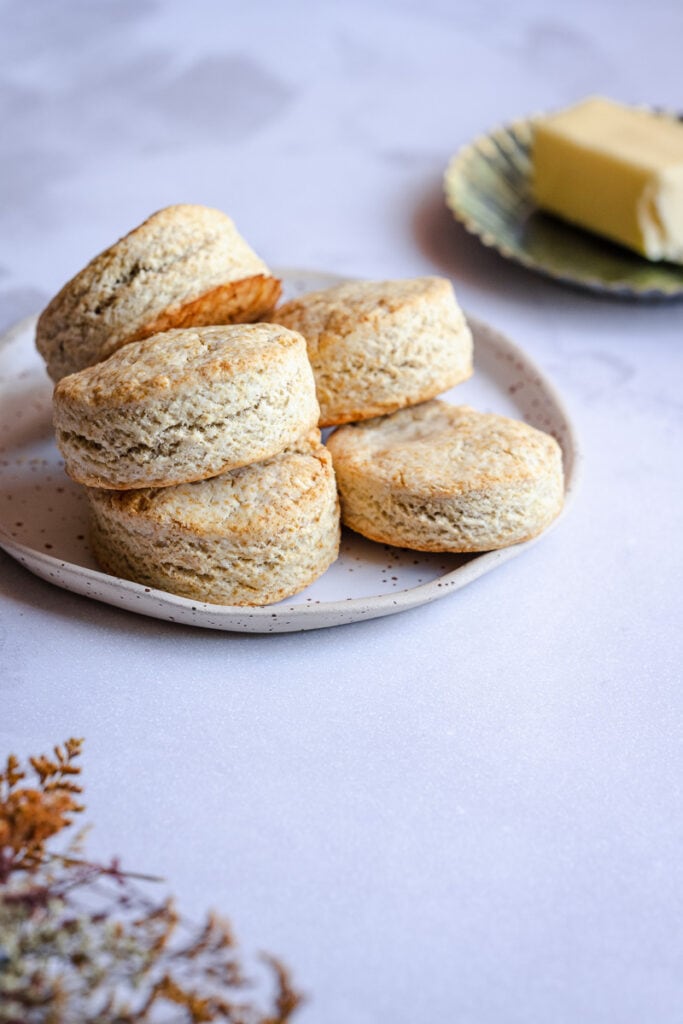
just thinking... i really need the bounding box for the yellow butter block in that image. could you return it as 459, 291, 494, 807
532, 96, 683, 263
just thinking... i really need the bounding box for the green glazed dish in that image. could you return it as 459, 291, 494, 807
444, 117, 683, 299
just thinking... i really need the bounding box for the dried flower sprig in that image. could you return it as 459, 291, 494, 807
0, 740, 302, 1024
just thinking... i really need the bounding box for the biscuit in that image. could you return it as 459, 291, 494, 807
53, 323, 320, 489
326, 401, 564, 551
36, 204, 281, 380
269, 276, 473, 427
86, 433, 341, 606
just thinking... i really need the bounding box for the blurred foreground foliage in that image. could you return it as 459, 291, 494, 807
0, 739, 301, 1024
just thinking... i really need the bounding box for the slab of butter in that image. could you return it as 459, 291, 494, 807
532, 96, 683, 263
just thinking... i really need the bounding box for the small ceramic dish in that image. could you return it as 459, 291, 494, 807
0, 269, 579, 633
444, 115, 683, 300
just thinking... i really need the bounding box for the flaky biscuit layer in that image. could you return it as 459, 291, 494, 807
37, 204, 281, 380
327, 401, 564, 551
270, 276, 473, 426
54, 323, 319, 489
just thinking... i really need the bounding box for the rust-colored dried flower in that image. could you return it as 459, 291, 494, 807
0, 739, 302, 1024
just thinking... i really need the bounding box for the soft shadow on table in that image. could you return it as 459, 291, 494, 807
412, 177, 655, 312
412, 178, 550, 299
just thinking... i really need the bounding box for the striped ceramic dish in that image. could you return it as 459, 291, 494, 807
444, 116, 683, 300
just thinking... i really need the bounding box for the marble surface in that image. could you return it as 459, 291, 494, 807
1, 1, 682, 1021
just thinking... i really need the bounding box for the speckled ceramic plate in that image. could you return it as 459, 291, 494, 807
0, 269, 578, 633
444, 116, 683, 299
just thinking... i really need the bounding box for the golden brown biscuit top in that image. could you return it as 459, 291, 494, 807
328, 401, 562, 496
272, 276, 462, 350
54, 323, 307, 407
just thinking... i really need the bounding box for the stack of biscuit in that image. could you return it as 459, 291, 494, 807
38, 206, 340, 606
36, 203, 564, 608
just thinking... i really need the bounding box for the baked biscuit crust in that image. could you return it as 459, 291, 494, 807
327, 401, 564, 551
86, 434, 341, 606
270, 276, 473, 427
53, 323, 319, 489
36, 204, 281, 381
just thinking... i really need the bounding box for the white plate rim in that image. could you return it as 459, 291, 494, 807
0, 270, 581, 633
